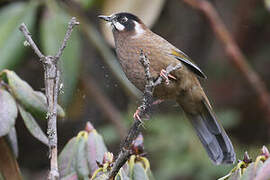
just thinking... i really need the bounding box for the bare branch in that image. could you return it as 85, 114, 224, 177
55, 17, 79, 60
19, 23, 44, 59
19, 17, 79, 180
108, 50, 181, 179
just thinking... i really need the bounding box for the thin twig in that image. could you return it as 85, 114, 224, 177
19, 17, 79, 180
181, 0, 270, 123
55, 17, 79, 60
108, 50, 181, 179
19, 24, 44, 59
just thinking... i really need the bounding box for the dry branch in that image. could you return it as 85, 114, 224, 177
19, 17, 79, 180
181, 0, 270, 122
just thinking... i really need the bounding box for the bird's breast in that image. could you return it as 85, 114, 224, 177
115, 40, 147, 91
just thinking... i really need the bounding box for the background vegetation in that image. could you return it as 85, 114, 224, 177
0, 0, 270, 179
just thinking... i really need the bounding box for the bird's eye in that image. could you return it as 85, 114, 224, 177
121, 17, 128, 23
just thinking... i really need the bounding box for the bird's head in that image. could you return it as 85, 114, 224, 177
98, 12, 147, 36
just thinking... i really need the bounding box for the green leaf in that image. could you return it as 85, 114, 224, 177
255, 158, 270, 180
0, 70, 65, 119
218, 173, 233, 180
0, 2, 38, 70
40, 2, 80, 106
115, 168, 129, 180
92, 173, 109, 180
18, 105, 49, 146
0, 88, 17, 137
34, 91, 65, 118
60, 122, 121, 180
240, 162, 263, 180
75, 133, 90, 179
60, 125, 108, 180
4, 127, 19, 158
59, 132, 90, 180
128, 155, 152, 180
87, 128, 108, 174
59, 137, 77, 177
132, 163, 148, 180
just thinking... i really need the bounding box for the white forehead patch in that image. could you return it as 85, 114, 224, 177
132, 21, 145, 38
113, 21, 125, 31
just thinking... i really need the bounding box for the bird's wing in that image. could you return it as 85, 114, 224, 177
171, 49, 207, 79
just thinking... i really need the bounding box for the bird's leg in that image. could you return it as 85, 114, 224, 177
152, 99, 164, 105
160, 69, 177, 85
133, 107, 151, 121
133, 109, 142, 121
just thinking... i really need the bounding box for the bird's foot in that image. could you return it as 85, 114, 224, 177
133, 108, 150, 123
160, 69, 177, 85
152, 99, 164, 105
133, 109, 142, 121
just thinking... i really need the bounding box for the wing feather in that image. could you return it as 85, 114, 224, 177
171, 49, 207, 79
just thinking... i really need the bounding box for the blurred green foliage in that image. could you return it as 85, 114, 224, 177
0, 2, 37, 70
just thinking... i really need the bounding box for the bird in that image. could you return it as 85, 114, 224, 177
98, 12, 236, 165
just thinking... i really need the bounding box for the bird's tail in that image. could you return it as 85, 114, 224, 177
178, 98, 236, 165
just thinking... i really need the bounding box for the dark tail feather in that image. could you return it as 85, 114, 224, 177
186, 100, 236, 165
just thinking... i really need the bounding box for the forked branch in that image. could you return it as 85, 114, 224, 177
19, 17, 79, 180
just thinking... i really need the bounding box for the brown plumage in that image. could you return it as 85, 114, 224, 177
99, 12, 235, 165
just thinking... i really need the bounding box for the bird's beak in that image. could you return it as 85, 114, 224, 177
98, 15, 113, 22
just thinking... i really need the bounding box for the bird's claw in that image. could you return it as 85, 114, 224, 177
160, 69, 176, 85
133, 109, 142, 121
152, 99, 164, 105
